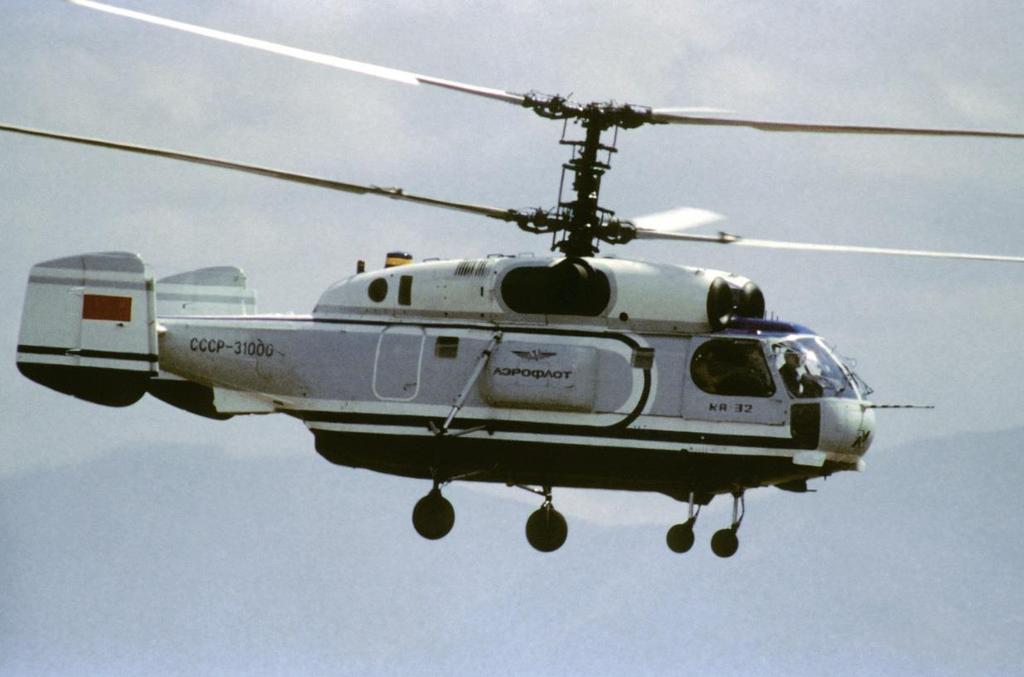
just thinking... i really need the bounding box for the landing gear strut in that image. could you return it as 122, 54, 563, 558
710, 492, 744, 558
666, 492, 700, 553
523, 485, 568, 552
412, 482, 455, 540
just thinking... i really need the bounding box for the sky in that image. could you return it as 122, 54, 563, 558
1, 1, 1023, 675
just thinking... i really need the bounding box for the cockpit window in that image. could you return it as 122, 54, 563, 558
770, 337, 858, 399
690, 338, 776, 398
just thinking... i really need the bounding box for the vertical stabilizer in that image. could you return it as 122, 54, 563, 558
156, 266, 256, 316
17, 252, 158, 406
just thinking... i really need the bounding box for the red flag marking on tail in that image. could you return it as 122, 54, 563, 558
82, 294, 132, 321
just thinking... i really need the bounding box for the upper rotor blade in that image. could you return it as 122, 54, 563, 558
626, 207, 725, 233
67, 0, 525, 106
634, 229, 1024, 263
649, 110, 1024, 140
66, 2, 1024, 141
0, 122, 523, 224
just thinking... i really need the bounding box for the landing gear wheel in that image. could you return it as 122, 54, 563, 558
412, 488, 455, 540
666, 521, 696, 553
709, 491, 744, 558
525, 503, 568, 552
710, 528, 739, 558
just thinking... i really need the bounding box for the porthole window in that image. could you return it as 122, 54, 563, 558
368, 278, 388, 303
690, 338, 776, 398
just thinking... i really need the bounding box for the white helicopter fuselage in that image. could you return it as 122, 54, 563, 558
18, 251, 874, 502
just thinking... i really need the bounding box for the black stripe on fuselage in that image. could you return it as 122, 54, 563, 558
16, 345, 159, 363
288, 409, 817, 450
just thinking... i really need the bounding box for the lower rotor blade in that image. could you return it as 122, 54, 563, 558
0, 122, 522, 224
634, 230, 1024, 263
625, 207, 724, 233
649, 110, 1024, 140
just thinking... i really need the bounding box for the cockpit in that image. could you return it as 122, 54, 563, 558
769, 337, 864, 400
684, 331, 874, 454
689, 334, 867, 401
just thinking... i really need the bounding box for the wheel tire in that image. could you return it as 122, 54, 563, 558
710, 528, 739, 558
666, 523, 696, 553
412, 490, 455, 540
525, 505, 568, 552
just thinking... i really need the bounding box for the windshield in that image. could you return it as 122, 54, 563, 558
769, 336, 860, 399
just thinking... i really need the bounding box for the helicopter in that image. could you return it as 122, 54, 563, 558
7, 0, 1024, 557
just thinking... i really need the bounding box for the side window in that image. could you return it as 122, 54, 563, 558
690, 339, 776, 398
435, 336, 459, 358
398, 275, 413, 306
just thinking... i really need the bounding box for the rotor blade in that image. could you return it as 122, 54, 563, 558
649, 110, 1024, 140
68, 2, 1024, 141
645, 107, 735, 116
625, 207, 725, 233
634, 229, 1024, 263
0, 122, 524, 224
67, 0, 525, 106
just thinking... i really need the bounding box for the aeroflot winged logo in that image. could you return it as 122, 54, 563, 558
512, 349, 557, 361
495, 350, 572, 380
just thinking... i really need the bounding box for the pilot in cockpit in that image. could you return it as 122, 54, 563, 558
779, 350, 803, 396
779, 348, 824, 398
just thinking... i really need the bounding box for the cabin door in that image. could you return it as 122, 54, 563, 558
373, 326, 425, 401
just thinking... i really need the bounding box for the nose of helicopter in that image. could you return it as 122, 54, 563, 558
818, 398, 875, 457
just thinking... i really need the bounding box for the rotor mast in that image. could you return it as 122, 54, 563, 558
559, 116, 616, 256
519, 94, 654, 256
